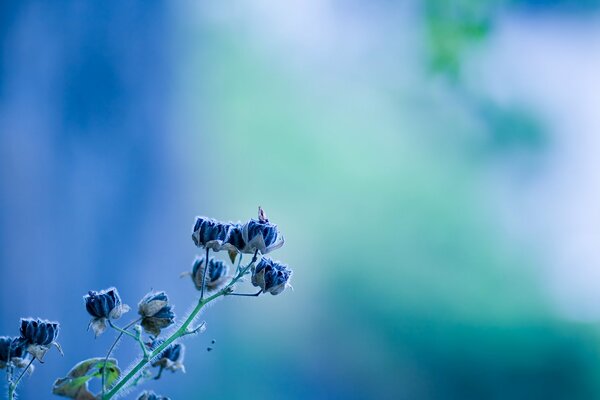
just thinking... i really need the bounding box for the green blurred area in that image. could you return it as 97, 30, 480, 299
171, 2, 600, 399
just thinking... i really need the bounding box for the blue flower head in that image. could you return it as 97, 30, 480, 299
0, 336, 28, 369
191, 217, 229, 251
17, 318, 62, 361
190, 256, 229, 292
138, 292, 175, 337
241, 207, 284, 255
251, 258, 292, 295
84, 287, 130, 337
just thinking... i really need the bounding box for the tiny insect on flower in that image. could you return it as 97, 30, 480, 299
16, 318, 63, 361
84, 287, 130, 337
138, 292, 175, 337
251, 258, 293, 295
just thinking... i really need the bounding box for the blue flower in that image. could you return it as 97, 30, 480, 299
190, 256, 229, 292
240, 208, 284, 254
84, 287, 130, 337
251, 258, 292, 295
191, 217, 229, 251
138, 292, 175, 337
17, 318, 62, 361
0, 336, 28, 369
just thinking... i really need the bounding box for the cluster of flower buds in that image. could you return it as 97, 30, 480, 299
192, 206, 284, 255
190, 207, 293, 295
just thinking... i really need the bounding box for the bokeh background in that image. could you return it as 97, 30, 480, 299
2, 1, 600, 399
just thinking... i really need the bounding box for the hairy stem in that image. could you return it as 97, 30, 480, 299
102, 256, 258, 400
200, 247, 210, 301
8, 358, 34, 400
102, 318, 142, 397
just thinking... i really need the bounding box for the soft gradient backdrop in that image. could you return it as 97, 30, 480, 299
2, 1, 600, 399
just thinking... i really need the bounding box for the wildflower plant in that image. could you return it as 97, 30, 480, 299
0, 207, 293, 399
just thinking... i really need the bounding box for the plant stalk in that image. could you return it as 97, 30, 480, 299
102, 257, 257, 400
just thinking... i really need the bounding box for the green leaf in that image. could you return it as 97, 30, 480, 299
53, 358, 120, 399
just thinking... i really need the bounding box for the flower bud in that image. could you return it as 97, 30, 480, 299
84, 287, 130, 337
251, 258, 292, 295
17, 318, 62, 361
190, 256, 229, 292
137, 391, 170, 400
138, 292, 175, 337
241, 208, 284, 254
191, 217, 229, 251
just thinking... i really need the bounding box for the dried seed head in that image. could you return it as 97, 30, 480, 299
251, 258, 293, 295
84, 287, 130, 337
17, 318, 62, 361
190, 256, 229, 292
138, 291, 175, 337
191, 217, 229, 251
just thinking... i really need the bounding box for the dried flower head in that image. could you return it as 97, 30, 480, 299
137, 391, 171, 400
84, 287, 130, 337
191, 217, 229, 251
147, 339, 186, 375
190, 256, 229, 292
222, 222, 245, 253
241, 207, 284, 255
17, 318, 62, 361
0, 336, 29, 369
251, 258, 292, 295
138, 292, 175, 337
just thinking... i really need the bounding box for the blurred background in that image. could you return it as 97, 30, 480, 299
1, 1, 600, 399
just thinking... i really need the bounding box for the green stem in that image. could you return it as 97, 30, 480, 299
8, 358, 34, 400
102, 318, 142, 396
102, 257, 257, 400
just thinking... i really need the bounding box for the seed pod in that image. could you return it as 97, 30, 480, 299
83, 287, 130, 337
17, 318, 62, 361
138, 292, 175, 337
251, 258, 292, 295
191, 217, 229, 251
240, 208, 284, 255
190, 256, 229, 292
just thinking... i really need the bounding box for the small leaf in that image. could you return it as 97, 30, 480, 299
53, 358, 120, 399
